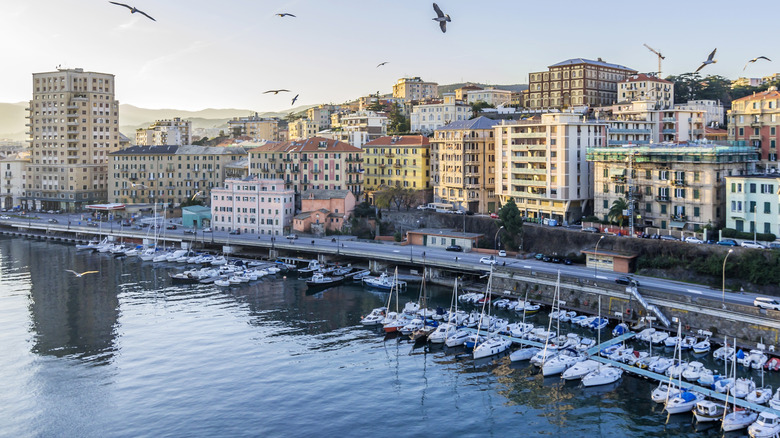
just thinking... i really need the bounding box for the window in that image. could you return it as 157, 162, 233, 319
693, 206, 700, 217
603, 200, 608, 209
750, 183, 756, 193
765, 202, 772, 214
660, 204, 667, 214
693, 189, 700, 199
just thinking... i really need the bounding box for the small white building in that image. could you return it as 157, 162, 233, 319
466, 88, 512, 107
334, 111, 387, 148
0, 151, 30, 210
410, 93, 473, 134
675, 99, 725, 127
210, 177, 294, 236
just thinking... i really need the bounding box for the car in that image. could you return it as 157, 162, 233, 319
563, 258, 573, 265
716, 239, 738, 247
754, 297, 780, 310
490, 213, 499, 219
769, 243, 780, 251
684, 236, 704, 244
551, 257, 562, 264
87, 222, 99, 227
416, 205, 427, 210
615, 276, 639, 286
497, 250, 506, 257
581, 226, 599, 233
741, 241, 767, 249
228, 229, 240, 235
660, 235, 679, 241
479, 256, 497, 265
47, 218, 58, 223
445, 245, 463, 252
47, 210, 55, 214
534, 253, 544, 260
542, 256, 552, 263
166, 224, 177, 230
183, 229, 197, 234
202, 227, 212, 232
0, 215, 10, 220
286, 234, 298, 240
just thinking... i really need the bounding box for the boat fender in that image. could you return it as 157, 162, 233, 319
685, 325, 690, 331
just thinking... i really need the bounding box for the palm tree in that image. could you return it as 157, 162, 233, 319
608, 198, 629, 227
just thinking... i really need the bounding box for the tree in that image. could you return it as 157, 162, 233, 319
608, 198, 629, 227
374, 188, 393, 213
469, 101, 495, 118
497, 198, 523, 250
388, 103, 410, 134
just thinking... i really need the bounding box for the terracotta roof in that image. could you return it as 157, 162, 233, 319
363, 135, 430, 147
622, 74, 672, 84
246, 136, 362, 154
302, 189, 352, 200
732, 89, 780, 103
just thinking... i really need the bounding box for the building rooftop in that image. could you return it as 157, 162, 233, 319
247, 136, 362, 154
435, 116, 499, 131
731, 87, 780, 103
301, 189, 352, 200
549, 58, 636, 71
363, 135, 429, 147
622, 73, 673, 84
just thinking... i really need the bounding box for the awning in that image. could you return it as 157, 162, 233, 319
670, 221, 686, 228
86, 203, 126, 211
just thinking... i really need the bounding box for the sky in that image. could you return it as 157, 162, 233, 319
1, 0, 778, 112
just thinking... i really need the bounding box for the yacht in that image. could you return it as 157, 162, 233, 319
362, 272, 407, 291
360, 307, 387, 326
560, 359, 600, 380
509, 346, 541, 362
748, 411, 780, 438
542, 349, 583, 376
581, 365, 622, 387
692, 400, 726, 423
651, 382, 680, 403
665, 390, 705, 414
721, 409, 758, 432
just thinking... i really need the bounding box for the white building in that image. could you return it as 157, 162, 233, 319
603, 100, 705, 146
466, 88, 512, 107
725, 174, 780, 237
675, 99, 725, 127
335, 111, 387, 148
410, 93, 473, 134
618, 74, 674, 109
0, 151, 30, 210
210, 177, 294, 235
135, 117, 192, 146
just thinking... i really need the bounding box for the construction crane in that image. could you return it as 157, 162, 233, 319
643, 43, 665, 78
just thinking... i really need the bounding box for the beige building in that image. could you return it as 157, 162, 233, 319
135, 117, 192, 146
335, 111, 388, 148
603, 100, 705, 146
24, 68, 120, 212
1, 151, 30, 210
617, 74, 674, 109
466, 88, 512, 107
306, 105, 340, 131
455, 85, 483, 101
227, 113, 280, 141
588, 143, 758, 231
495, 113, 606, 224
108, 145, 247, 208
288, 118, 319, 141
528, 58, 637, 109
727, 87, 780, 167
392, 77, 438, 101
430, 117, 499, 214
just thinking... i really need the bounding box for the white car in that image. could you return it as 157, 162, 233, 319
479, 256, 497, 265
754, 297, 780, 310
741, 241, 766, 249
684, 236, 704, 244
498, 250, 507, 257
0, 215, 10, 220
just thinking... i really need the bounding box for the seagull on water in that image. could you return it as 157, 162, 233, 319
432, 3, 450, 33
695, 48, 717, 73
744, 56, 772, 71
291, 94, 299, 106
376, 61, 389, 68
66, 270, 99, 278
108, 2, 155, 21
264, 89, 290, 95
275, 13, 296, 18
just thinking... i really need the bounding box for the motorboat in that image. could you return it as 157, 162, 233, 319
649, 357, 675, 375
542, 349, 583, 376
748, 411, 780, 438
306, 273, 344, 290
581, 365, 622, 387
599, 343, 621, 357
463, 333, 486, 350
769, 387, 780, 410
722, 409, 758, 432
680, 336, 697, 350
637, 355, 660, 370
636, 328, 656, 342
733, 377, 756, 399
742, 349, 770, 370
696, 369, 720, 389
713, 377, 735, 394
651, 382, 680, 403
362, 272, 407, 291
514, 301, 540, 315
472, 336, 512, 359
691, 338, 711, 354
561, 359, 600, 380
560, 311, 576, 322
612, 322, 629, 337
298, 260, 323, 278
589, 317, 608, 331
765, 357, 780, 371
530, 348, 558, 367
444, 329, 472, 347
214, 279, 231, 287
692, 400, 726, 423
713, 345, 735, 361
383, 314, 413, 333
410, 322, 438, 342
399, 318, 425, 336
509, 347, 541, 362
210, 255, 228, 266
664, 335, 681, 348
665, 390, 704, 414
428, 323, 455, 344
650, 331, 670, 345
746, 385, 773, 405
623, 350, 648, 366
666, 360, 688, 379
360, 307, 387, 326
570, 315, 588, 326
575, 337, 595, 353
577, 316, 598, 328
681, 361, 705, 381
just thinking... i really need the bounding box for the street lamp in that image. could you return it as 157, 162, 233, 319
722, 249, 734, 309
594, 235, 605, 279
494, 225, 505, 251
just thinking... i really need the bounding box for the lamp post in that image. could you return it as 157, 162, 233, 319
722, 249, 733, 309
594, 235, 605, 279
494, 225, 505, 251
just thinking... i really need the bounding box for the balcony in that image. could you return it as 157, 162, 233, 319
67, 138, 78, 143
268, 157, 276, 162
672, 179, 686, 187
310, 169, 322, 174
393, 162, 401, 168
662, 117, 676, 122
671, 214, 687, 221
661, 129, 675, 134
611, 175, 626, 183
655, 196, 671, 202
610, 129, 651, 135
511, 132, 546, 139
384, 152, 394, 158
282, 157, 293, 162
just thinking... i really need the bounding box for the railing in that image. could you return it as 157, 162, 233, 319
655, 196, 670, 202
611, 175, 626, 182
672, 179, 686, 187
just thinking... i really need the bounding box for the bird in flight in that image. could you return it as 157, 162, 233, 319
432, 3, 450, 33
66, 270, 99, 277
108, 2, 156, 21
264, 89, 290, 95
275, 13, 296, 18
291, 94, 299, 106
744, 56, 772, 70
376, 62, 389, 68
694, 48, 717, 73
191, 191, 203, 201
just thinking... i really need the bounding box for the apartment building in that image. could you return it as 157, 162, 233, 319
430, 117, 499, 214
0, 151, 30, 210
727, 87, 780, 166
454, 85, 482, 101
362, 135, 431, 200
410, 93, 472, 134
288, 118, 319, 141
135, 117, 192, 146
588, 142, 758, 231
617, 74, 674, 109
494, 113, 606, 224
604, 101, 705, 146
108, 145, 247, 207
466, 88, 512, 107
676, 100, 724, 127
227, 113, 280, 141
306, 105, 340, 131
247, 137, 363, 200
527, 58, 637, 109
725, 174, 780, 236
24, 68, 120, 212
210, 177, 294, 236
392, 77, 439, 101
336, 111, 388, 148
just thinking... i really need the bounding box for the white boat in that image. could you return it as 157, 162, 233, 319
713, 345, 735, 361
530, 347, 558, 367
444, 329, 472, 347
769, 387, 780, 410
664, 335, 681, 348
577, 316, 597, 328
428, 323, 455, 344
748, 411, 780, 438
472, 268, 511, 359
214, 279, 231, 287
651, 382, 680, 403
714, 377, 735, 394
691, 338, 711, 354
570, 315, 588, 326
210, 256, 228, 266
649, 357, 674, 375
733, 377, 756, 399
682, 361, 705, 381
746, 385, 773, 405
665, 390, 704, 414
722, 409, 758, 432
680, 336, 697, 350
362, 272, 407, 291
696, 369, 719, 388
650, 331, 670, 345
542, 349, 583, 376
138, 247, 157, 261
361, 307, 387, 326
666, 360, 688, 379
692, 400, 726, 423
575, 337, 595, 353
561, 359, 600, 380
509, 347, 540, 362
582, 365, 622, 387
636, 328, 656, 342
399, 318, 424, 336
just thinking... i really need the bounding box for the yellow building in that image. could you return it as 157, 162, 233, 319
430, 117, 499, 213
362, 135, 431, 200
727, 87, 780, 167
288, 118, 319, 141
227, 113, 280, 141
392, 77, 438, 101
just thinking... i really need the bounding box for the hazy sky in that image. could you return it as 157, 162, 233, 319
1, 0, 777, 112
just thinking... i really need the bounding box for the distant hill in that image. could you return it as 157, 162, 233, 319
438, 83, 528, 95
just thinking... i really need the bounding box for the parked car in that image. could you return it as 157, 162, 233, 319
166, 224, 177, 230
229, 229, 240, 235
660, 235, 679, 241
534, 253, 544, 260
479, 256, 497, 265
0, 215, 10, 220
497, 250, 506, 257
581, 226, 599, 233
445, 245, 463, 252
615, 276, 639, 286
542, 256, 552, 263
551, 257, 562, 264
563, 258, 573, 265
769, 243, 780, 251
684, 236, 704, 244
490, 213, 499, 219
202, 227, 212, 232
286, 234, 298, 240
741, 241, 766, 249
47, 218, 58, 223
183, 229, 197, 234
754, 297, 780, 310
716, 239, 738, 246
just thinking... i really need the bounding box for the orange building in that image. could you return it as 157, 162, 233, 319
293, 189, 356, 235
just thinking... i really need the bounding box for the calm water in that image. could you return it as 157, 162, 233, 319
0, 237, 750, 437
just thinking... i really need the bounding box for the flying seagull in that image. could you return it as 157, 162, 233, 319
191, 191, 203, 201
275, 13, 296, 18
376, 61, 389, 68
108, 2, 156, 21
264, 89, 290, 95
432, 3, 450, 33
66, 270, 99, 278
291, 94, 299, 106
744, 56, 772, 71
694, 48, 717, 73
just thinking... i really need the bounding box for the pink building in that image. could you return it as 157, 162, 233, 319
293, 189, 356, 234
210, 177, 294, 235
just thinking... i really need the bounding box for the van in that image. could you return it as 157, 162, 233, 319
754, 297, 780, 310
